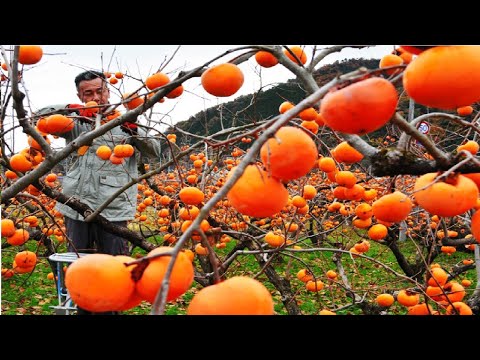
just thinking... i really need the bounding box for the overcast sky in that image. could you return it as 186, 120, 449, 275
2, 45, 394, 152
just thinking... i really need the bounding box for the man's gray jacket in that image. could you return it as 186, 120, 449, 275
36, 104, 162, 221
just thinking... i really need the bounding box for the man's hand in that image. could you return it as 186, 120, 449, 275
121, 121, 138, 136
66, 104, 98, 118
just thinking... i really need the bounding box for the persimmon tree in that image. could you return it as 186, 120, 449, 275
1, 44, 480, 315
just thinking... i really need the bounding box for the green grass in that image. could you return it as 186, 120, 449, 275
1, 232, 477, 315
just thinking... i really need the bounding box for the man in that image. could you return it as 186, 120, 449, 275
38, 70, 163, 315
37, 70, 162, 256
39, 71, 160, 255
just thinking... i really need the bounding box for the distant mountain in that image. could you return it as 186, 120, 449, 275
167, 58, 381, 142
166, 57, 456, 151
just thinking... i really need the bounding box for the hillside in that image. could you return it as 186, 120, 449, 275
166, 57, 455, 151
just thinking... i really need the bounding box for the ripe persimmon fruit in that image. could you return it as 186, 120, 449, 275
320, 77, 398, 135
9, 153, 33, 172
413, 173, 478, 217
1, 219, 16, 237
96, 145, 112, 160
403, 46, 480, 109
187, 276, 274, 315
18, 45, 43, 65
45, 114, 74, 134
201, 63, 244, 97
255, 51, 278, 68
372, 191, 412, 223
65, 254, 135, 312
331, 141, 364, 164
179, 186, 205, 205
226, 164, 289, 218
145, 72, 170, 90
135, 247, 194, 303
283, 46, 307, 65
260, 126, 318, 181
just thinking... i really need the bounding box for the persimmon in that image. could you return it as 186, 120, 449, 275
306, 280, 324, 292
260, 126, 318, 181
283, 46, 307, 65
354, 240, 370, 253
45, 114, 74, 133
471, 210, 480, 243
96, 145, 112, 160
397, 49, 414, 64
113, 255, 144, 311
182, 249, 195, 262
12, 260, 34, 274
45, 173, 57, 182
396, 289, 420, 307
443, 281, 465, 303
27, 135, 50, 151
179, 186, 205, 205
18, 45, 43, 65
407, 303, 434, 315
297, 204, 309, 215
227, 165, 288, 218
445, 302, 473, 315
201, 63, 244, 97
166, 85, 184, 99
335, 171, 357, 188
65, 254, 136, 312
355, 203, 373, 220
457, 140, 479, 155
403, 46, 480, 109
297, 269, 313, 282
379, 54, 404, 75
319, 309, 336, 315
264, 231, 285, 247
303, 184, 317, 200
372, 191, 412, 223
376, 293, 395, 307
14, 251, 37, 268
346, 185, 365, 202
299, 107, 318, 121
318, 157, 336, 172
5, 170, 18, 179
413, 173, 478, 217
6, 229, 30, 246
145, 72, 170, 90
291, 195, 307, 208
178, 206, 200, 221
331, 141, 364, 164
122, 92, 144, 110
427, 267, 448, 287
326, 270, 337, 280
367, 223, 388, 240
187, 276, 274, 315
135, 247, 194, 303
9, 153, 33, 172
1, 219, 16, 237
109, 154, 124, 165
320, 77, 398, 135
400, 46, 432, 55
301, 120, 319, 134
457, 105, 474, 116
113, 144, 135, 158
279, 101, 294, 114
255, 51, 278, 68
